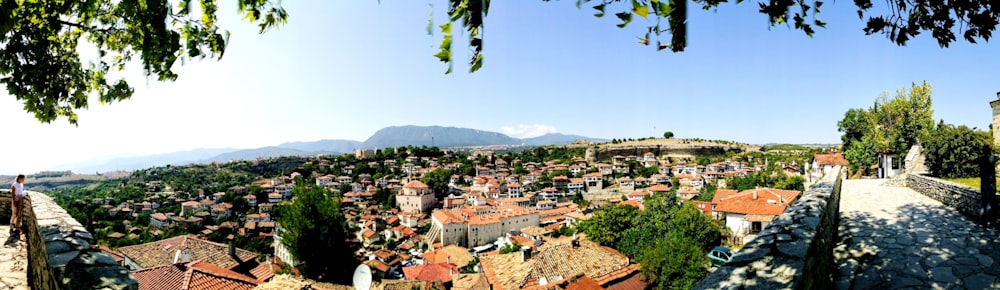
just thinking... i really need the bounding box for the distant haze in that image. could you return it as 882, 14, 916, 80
48, 125, 608, 173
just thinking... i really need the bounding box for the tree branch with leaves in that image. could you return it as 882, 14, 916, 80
0, 0, 286, 124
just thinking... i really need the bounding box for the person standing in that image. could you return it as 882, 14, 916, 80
10, 174, 27, 233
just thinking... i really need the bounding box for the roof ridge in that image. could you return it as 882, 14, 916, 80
180, 263, 196, 290
131, 263, 176, 274
190, 264, 262, 285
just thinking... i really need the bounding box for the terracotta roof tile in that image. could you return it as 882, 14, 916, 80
248, 262, 277, 281
421, 245, 475, 268
133, 260, 260, 290
479, 237, 632, 290
99, 245, 125, 264
118, 235, 257, 270
813, 153, 849, 166
403, 180, 430, 189
402, 263, 457, 282
711, 188, 800, 216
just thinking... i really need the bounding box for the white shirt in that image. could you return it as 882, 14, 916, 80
12, 182, 25, 197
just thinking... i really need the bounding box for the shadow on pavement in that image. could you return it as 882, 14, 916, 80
835, 202, 1000, 289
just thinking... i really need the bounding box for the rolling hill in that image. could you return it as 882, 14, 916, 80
51, 125, 606, 173
277, 139, 362, 153
521, 133, 608, 146
361, 125, 523, 148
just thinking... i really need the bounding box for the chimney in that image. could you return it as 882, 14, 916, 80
227, 234, 236, 258
753, 186, 759, 200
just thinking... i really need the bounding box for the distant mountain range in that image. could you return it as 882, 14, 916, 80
51, 125, 607, 173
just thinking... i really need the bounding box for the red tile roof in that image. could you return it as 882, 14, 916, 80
132, 260, 260, 290
711, 188, 800, 216
813, 153, 849, 166
117, 235, 257, 270
647, 184, 671, 192
99, 245, 125, 264
248, 262, 276, 282
422, 245, 475, 268
565, 275, 605, 290
402, 263, 458, 282
621, 200, 644, 211
404, 180, 430, 189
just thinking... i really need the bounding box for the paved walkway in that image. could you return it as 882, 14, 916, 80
0, 225, 29, 290
836, 179, 1000, 290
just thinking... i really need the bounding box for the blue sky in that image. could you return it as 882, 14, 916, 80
1, 0, 998, 174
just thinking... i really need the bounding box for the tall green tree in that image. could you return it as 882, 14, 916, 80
667, 203, 722, 251
277, 185, 356, 283
837, 108, 870, 150
663, 131, 674, 139
420, 168, 453, 198
638, 233, 710, 290
577, 204, 638, 249
923, 123, 995, 178
1, 0, 287, 124
844, 135, 881, 175
839, 81, 936, 172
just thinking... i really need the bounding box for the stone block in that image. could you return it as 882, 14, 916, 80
728, 247, 771, 265
49, 250, 81, 268
62, 265, 139, 290
45, 240, 71, 255
776, 240, 810, 258
69, 251, 120, 267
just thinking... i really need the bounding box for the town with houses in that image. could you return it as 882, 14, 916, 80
48, 142, 844, 290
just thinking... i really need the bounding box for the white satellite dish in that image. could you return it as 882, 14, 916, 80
352, 264, 372, 290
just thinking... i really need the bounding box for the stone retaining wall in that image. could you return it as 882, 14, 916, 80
695, 167, 843, 290
1, 189, 137, 290
906, 174, 998, 224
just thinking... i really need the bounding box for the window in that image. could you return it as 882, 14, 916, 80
751, 222, 762, 233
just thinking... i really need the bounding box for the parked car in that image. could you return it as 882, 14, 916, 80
708, 246, 732, 267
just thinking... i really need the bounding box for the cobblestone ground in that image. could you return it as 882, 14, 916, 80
0, 225, 28, 290
836, 179, 1000, 290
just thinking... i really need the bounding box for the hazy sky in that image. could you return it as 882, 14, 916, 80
2, 1, 998, 174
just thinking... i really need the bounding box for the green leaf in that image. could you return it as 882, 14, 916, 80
469, 53, 483, 72
658, 2, 672, 16
615, 12, 632, 28
593, 4, 607, 17
633, 1, 650, 18
440, 22, 452, 34
815, 19, 827, 28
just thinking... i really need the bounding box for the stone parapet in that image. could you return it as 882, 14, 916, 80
1, 189, 138, 290
906, 174, 997, 224
696, 167, 843, 290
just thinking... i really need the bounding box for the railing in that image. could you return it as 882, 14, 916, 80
0, 189, 138, 290
696, 167, 843, 290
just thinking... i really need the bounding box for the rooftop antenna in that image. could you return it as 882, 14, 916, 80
353, 264, 372, 290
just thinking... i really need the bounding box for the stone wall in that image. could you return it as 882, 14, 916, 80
0, 191, 9, 224
0, 189, 138, 290
906, 174, 998, 224
696, 167, 843, 290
